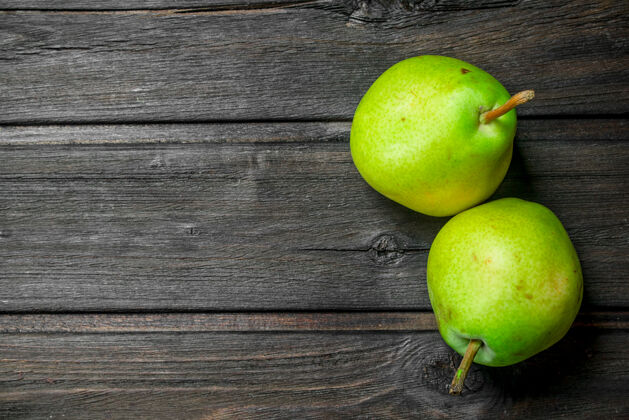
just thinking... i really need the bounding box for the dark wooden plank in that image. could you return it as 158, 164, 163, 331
0, 312, 626, 333
1, 328, 628, 418
0, 120, 627, 311
0, 1, 310, 11
0, 121, 348, 145
0, 0, 520, 11
0, 312, 437, 333
1, 0, 627, 123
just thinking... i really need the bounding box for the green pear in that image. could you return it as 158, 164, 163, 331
427, 198, 583, 394
350, 55, 534, 217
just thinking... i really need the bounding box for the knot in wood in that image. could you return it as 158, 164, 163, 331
348, 0, 385, 26
368, 233, 404, 265
421, 356, 457, 395
187, 226, 201, 236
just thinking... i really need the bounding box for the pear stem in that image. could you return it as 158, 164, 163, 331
449, 339, 482, 396
480, 90, 535, 124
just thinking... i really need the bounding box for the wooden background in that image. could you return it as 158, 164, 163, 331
1, 0, 628, 418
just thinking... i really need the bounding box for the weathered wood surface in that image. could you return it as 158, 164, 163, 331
0, 0, 523, 11
1, 0, 627, 416
0, 312, 626, 333
0, 1, 309, 10
1, 327, 628, 419
1, 120, 627, 311
1, 0, 628, 123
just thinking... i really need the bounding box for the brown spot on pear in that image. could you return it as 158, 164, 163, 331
551, 275, 570, 296
445, 307, 452, 322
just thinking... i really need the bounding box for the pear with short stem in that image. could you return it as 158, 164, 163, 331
351, 55, 534, 217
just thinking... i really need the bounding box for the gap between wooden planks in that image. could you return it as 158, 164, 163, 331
0, 312, 626, 333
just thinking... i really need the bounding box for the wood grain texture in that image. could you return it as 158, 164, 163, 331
1, 0, 627, 123
0, 1, 313, 11
1, 121, 627, 311
0, 312, 626, 333
1, 1, 627, 416
1, 328, 628, 418
0, 0, 520, 11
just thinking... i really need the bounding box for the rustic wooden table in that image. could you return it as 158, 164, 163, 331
1, 1, 628, 418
